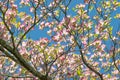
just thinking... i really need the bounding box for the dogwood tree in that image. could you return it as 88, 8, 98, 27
0, 0, 120, 80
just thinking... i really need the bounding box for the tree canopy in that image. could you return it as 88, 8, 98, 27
0, 0, 120, 80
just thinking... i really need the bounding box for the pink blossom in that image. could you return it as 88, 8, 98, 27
30, 8, 34, 12
60, 56, 65, 61
117, 31, 120, 36
80, 77, 87, 80
40, 38, 49, 44
101, 44, 106, 51
20, 0, 30, 5
52, 33, 61, 42
93, 40, 102, 46
80, 36, 88, 45
62, 28, 68, 35
22, 42, 26, 47
47, 30, 52, 35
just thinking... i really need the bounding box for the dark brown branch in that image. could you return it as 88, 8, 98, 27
0, 73, 34, 79
0, 46, 19, 63
107, 28, 120, 73
75, 40, 103, 80
0, 39, 51, 80
0, 0, 16, 49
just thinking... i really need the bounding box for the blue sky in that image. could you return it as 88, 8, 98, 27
17, 0, 83, 40
18, 0, 120, 41
14, 0, 120, 79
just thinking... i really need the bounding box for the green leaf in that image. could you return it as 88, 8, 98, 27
18, 12, 26, 18
90, 77, 96, 80
118, 2, 120, 6
72, 8, 75, 11
109, 27, 113, 31
77, 69, 82, 76
11, 18, 16, 23
54, 10, 60, 16
21, 68, 27, 74
103, 37, 108, 40
114, 14, 120, 19
107, 74, 111, 78
94, 34, 99, 38
89, 5, 94, 11
23, 35, 26, 39
16, 22, 21, 28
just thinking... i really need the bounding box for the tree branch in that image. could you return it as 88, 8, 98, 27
0, 38, 51, 80
75, 40, 103, 80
